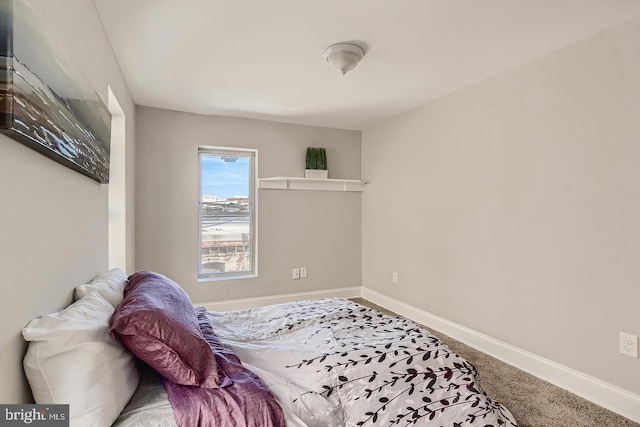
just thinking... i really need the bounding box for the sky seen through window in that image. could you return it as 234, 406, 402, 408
200, 155, 249, 200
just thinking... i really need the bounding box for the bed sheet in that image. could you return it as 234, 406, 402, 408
206, 298, 517, 427
115, 298, 517, 427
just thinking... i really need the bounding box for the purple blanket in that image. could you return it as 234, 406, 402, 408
162, 307, 285, 427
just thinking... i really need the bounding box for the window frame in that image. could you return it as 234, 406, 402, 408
198, 146, 258, 281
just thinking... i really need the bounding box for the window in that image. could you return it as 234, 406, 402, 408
199, 147, 256, 279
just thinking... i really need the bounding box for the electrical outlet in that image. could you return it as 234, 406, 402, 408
292, 268, 300, 280
300, 267, 308, 278
392, 272, 398, 284
619, 332, 638, 358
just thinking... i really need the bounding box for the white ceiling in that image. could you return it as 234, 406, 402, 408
95, 0, 640, 131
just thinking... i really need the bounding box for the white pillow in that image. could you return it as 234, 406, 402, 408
74, 268, 128, 308
23, 292, 139, 427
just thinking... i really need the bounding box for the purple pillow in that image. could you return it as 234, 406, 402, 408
110, 271, 224, 388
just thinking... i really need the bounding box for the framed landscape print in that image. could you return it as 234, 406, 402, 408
0, 0, 111, 183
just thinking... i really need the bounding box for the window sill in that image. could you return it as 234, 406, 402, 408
198, 273, 257, 283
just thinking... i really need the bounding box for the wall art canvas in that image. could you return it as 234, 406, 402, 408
0, 0, 111, 183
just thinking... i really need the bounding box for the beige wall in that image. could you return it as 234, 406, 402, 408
362, 16, 640, 394
0, 0, 135, 402
135, 107, 361, 304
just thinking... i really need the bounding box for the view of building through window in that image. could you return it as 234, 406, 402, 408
199, 148, 255, 278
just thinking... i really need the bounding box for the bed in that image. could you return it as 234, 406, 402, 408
22, 270, 518, 427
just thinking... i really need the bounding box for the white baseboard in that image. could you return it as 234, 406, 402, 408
196, 286, 362, 312
361, 287, 640, 424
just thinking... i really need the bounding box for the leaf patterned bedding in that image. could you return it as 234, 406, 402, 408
205, 298, 518, 427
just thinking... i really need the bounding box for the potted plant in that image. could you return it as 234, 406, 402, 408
305, 147, 328, 179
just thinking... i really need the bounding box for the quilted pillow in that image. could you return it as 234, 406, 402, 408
23, 292, 139, 427
74, 268, 128, 308
110, 271, 225, 388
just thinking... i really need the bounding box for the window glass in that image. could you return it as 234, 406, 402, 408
199, 148, 256, 279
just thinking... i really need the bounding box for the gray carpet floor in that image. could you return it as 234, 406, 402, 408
351, 298, 639, 427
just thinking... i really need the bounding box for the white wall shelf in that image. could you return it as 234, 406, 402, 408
258, 177, 364, 192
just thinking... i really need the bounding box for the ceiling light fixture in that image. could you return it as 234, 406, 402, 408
322, 42, 365, 76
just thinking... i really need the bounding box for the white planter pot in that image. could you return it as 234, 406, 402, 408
305, 169, 328, 179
